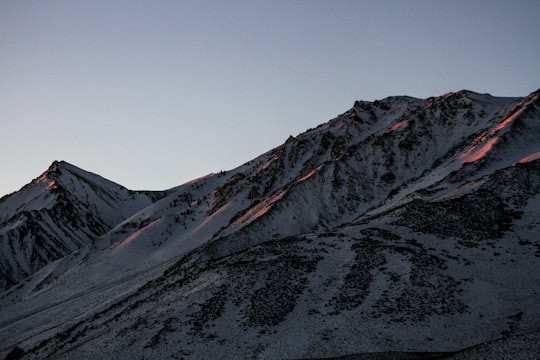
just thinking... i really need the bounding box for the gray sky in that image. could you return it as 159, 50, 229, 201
1, 0, 539, 195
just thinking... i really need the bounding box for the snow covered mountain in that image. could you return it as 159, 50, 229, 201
0, 161, 165, 290
1, 89, 539, 359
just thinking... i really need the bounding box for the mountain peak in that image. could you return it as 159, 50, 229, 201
0, 160, 162, 291
34, 160, 106, 189
1, 89, 540, 359
32, 160, 69, 185
454, 89, 484, 96
48, 159, 64, 171
47, 159, 78, 173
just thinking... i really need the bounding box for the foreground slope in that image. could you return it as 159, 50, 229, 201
1, 89, 539, 359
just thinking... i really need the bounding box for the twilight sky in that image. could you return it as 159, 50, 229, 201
1, 0, 539, 195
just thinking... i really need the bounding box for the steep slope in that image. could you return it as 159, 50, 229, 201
9, 157, 540, 359
203, 90, 539, 258
0, 161, 165, 290
89, 90, 535, 262
0, 89, 539, 359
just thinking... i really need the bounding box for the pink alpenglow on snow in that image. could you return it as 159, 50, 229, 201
297, 165, 324, 183
387, 119, 408, 133
460, 137, 499, 163
513, 151, 540, 166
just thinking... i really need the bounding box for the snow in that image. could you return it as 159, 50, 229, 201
460, 137, 499, 163
387, 119, 408, 133
296, 164, 324, 183
0, 160, 162, 292
1, 89, 539, 359
514, 150, 540, 165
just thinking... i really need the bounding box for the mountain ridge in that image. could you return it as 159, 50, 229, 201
1, 89, 539, 359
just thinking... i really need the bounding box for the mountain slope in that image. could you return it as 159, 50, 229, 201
0, 89, 539, 359
0, 161, 165, 290
9, 157, 540, 359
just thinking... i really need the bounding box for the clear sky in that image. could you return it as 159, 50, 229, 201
1, 0, 539, 195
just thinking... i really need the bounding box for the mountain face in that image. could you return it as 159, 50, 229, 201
0, 161, 165, 290
1, 90, 539, 359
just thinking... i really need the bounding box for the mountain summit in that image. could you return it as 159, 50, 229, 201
1, 90, 539, 359
0, 161, 165, 290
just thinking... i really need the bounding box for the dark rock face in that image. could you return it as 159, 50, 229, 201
395, 190, 520, 242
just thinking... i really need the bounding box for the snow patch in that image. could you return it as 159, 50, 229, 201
297, 165, 324, 183
460, 137, 499, 163
513, 150, 540, 165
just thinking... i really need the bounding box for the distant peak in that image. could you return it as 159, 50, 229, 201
48, 160, 61, 172
47, 160, 83, 174
32, 160, 78, 186
443, 89, 492, 99
456, 89, 478, 95
49, 160, 71, 169
33, 161, 64, 184
352, 95, 421, 109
